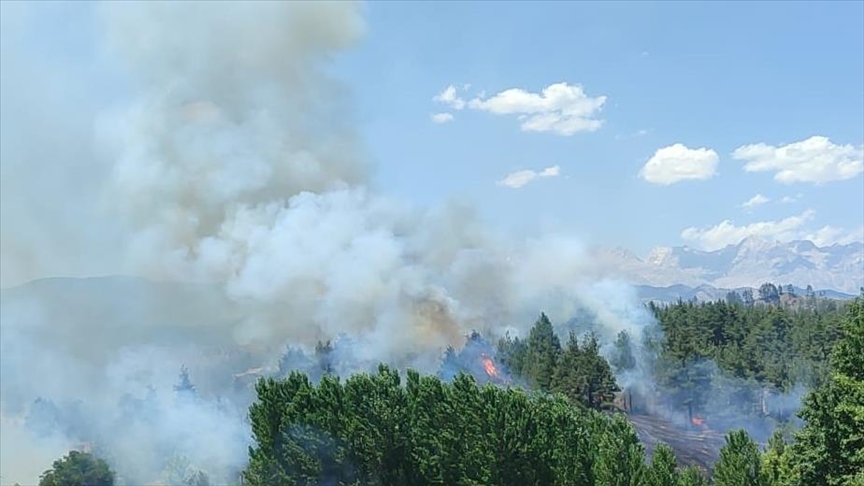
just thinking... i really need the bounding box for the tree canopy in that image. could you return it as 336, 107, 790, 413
38, 450, 115, 486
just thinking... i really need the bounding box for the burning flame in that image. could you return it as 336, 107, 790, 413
691, 415, 706, 427
481, 355, 498, 377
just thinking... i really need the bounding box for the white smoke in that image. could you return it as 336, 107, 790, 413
0, 2, 655, 484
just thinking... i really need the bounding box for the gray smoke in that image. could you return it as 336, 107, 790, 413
0, 2, 802, 484
0, 2, 635, 484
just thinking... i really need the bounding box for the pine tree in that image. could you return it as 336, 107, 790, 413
581, 332, 620, 409
522, 313, 561, 391
314, 340, 334, 378
645, 443, 679, 486
726, 291, 743, 306
759, 283, 780, 305
39, 451, 115, 486
173, 365, 197, 400
611, 330, 637, 373
788, 297, 864, 485
742, 289, 755, 306
552, 332, 586, 404
761, 431, 791, 486
678, 466, 708, 486
497, 332, 527, 377
436, 345, 460, 381
713, 429, 766, 486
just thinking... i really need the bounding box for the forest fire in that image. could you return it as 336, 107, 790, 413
626, 413, 725, 472
481, 354, 498, 377
691, 415, 706, 427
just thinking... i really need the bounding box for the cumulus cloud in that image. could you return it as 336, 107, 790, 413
805, 225, 864, 247
681, 210, 820, 250
741, 194, 770, 208
779, 195, 799, 204
430, 112, 454, 124
467, 83, 606, 136
639, 143, 719, 185
733, 136, 864, 184
497, 165, 560, 189
430, 82, 605, 136
433, 85, 467, 110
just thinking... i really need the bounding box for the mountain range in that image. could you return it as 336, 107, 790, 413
590, 236, 863, 296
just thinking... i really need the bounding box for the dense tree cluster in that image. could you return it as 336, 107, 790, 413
35, 295, 862, 485
497, 313, 620, 410
240, 297, 862, 485
243, 365, 707, 486
647, 296, 848, 427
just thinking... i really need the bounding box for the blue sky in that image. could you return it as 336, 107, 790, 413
2, 1, 863, 261
335, 1, 864, 254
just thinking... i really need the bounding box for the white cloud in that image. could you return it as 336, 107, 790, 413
467, 82, 606, 136
433, 85, 466, 110
497, 165, 561, 189
780, 193, 802, 204
733, 135, 864, 184
430, 112, 453, 124
805, 225, 864, 247
615, 128, 650, 140
639, 143, 719, 185
741, 194, 770, 208
681, 210, 818, 250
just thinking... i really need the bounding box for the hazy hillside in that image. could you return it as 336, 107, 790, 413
634, 283, 856, 305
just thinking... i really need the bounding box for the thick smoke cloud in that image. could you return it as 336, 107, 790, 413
0, 2, 616, 484
0, 1, 126, 289
0, 2, 800, 484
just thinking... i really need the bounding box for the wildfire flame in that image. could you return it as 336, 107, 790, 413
481, 355, 498, 377
691, 415, 706, 427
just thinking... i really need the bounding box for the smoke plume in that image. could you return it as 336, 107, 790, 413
0, 2, 801, 484
0, 2, 615, 484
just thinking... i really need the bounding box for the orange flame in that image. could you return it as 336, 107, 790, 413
691, 415, 706, 427
481, 355, 498, 377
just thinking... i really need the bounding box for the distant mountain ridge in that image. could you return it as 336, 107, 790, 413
633, 283, 856, 305
591, 236, 863, 294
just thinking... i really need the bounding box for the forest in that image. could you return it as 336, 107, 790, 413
29, 292, 863, 486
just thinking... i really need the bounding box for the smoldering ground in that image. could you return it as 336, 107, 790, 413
0, 1, 803, 484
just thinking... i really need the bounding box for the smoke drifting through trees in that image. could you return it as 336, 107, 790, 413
0, 1, 823, 484
0, 2, 650, 483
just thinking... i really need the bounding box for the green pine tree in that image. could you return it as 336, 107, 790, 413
713, 429, 766, 486
522, 313, 562, 391
787, 297, 864, 486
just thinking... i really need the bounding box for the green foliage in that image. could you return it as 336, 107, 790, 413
591, 413, 645, 486
787, 297, 864, 486
39, 450, 115, 486
678, 466, 709, 486
650, 297, 848, 423
244, 364, 649, 486
552, 331, 620, 409
761, 431, 791, 486
645, 443, 680, 486
496, 332, 528, 376
713, 429, 766, 486
498, 314, 620, 410
521, 313, 561, 390
611, 330, 637, 373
